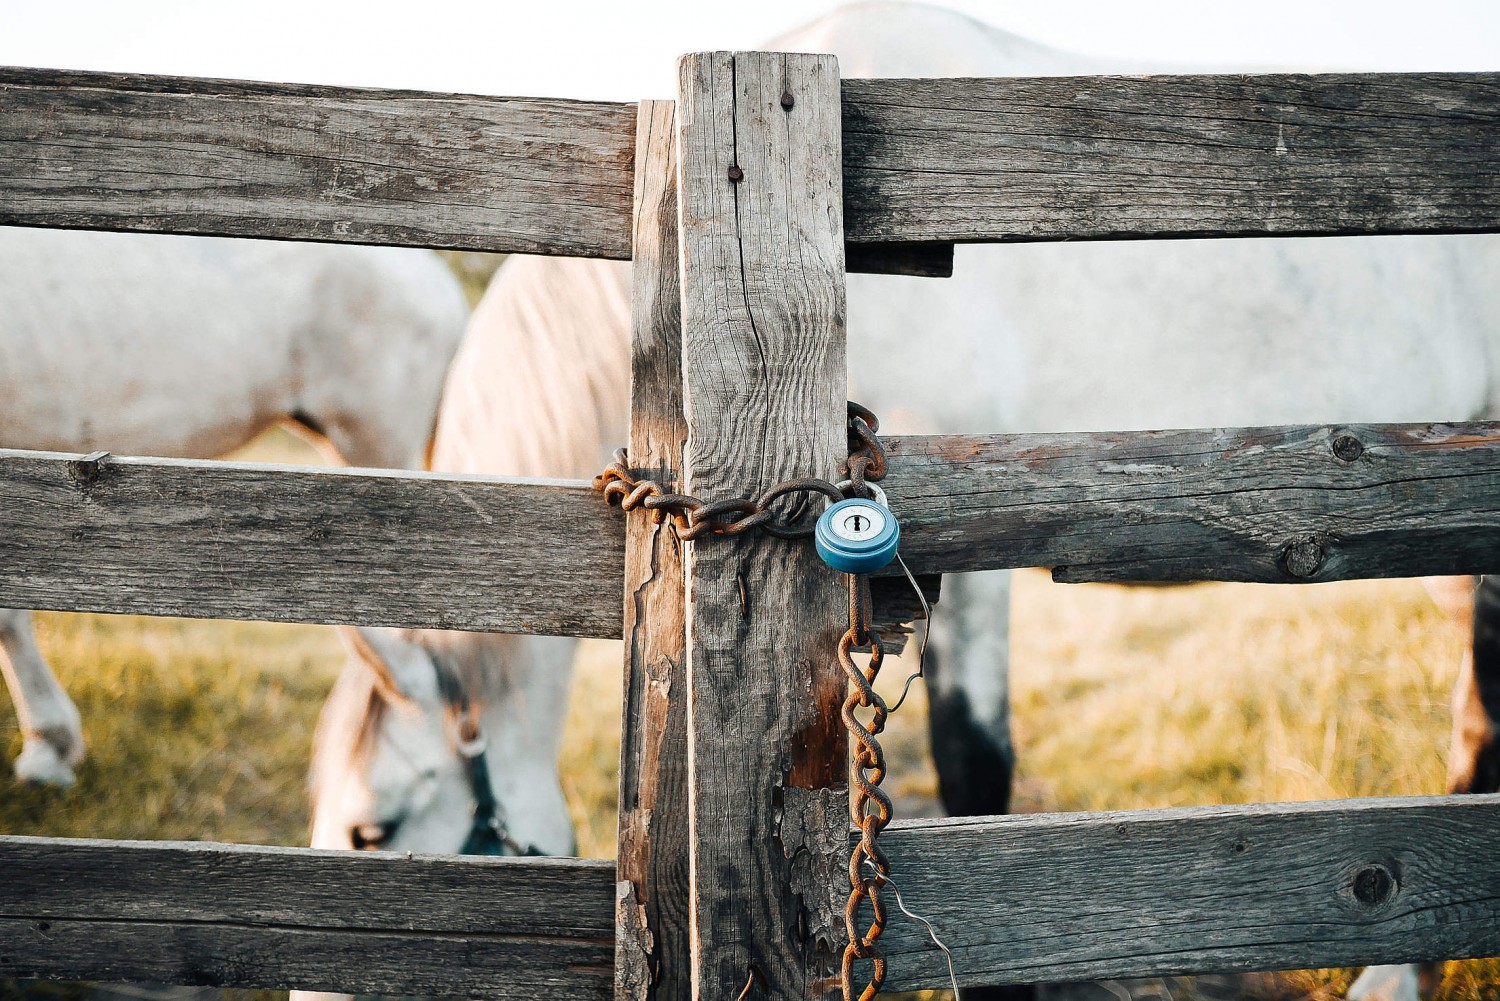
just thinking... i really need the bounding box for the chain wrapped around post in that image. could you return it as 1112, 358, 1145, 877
594, 401, 896, 1001
594, 401, 888, 540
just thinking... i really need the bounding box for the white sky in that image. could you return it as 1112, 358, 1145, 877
2, 1, 1498, 101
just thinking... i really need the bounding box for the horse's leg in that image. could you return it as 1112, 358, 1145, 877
0, 607, 84, 785
926, 568, 1016, 815
924, 569, 1032, 1001
1351, 576, 1489, 1001
1446, 575, 1500, 794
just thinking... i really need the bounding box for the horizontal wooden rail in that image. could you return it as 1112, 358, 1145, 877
4, 68, 1497, 255
0, 67, 639, 258
0, 450, 622, 635
2, 425, 1496, 634
0, 448, 930, 635
0, 835, 615, 998
8, 796, 1498, 995
878, 794, 1500, 990
843, 72, 1500, 243
0, 67, 942, 276
885, 422, 1500, 583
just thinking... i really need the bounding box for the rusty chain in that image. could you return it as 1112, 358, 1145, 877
840, 572, 892, 1001
593, 401, 888, 539
594, 400, 896, 1001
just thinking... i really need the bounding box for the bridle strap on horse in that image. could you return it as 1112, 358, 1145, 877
456, 729, 545, 857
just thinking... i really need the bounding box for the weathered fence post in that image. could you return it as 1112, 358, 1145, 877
673, 51, 850, 1000
616, 98, 692, 1001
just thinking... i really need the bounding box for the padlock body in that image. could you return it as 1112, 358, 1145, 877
815, 498, 900, 574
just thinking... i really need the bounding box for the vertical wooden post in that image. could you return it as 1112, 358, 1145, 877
616, 99, 692, 1001
676, 51, 849, 1000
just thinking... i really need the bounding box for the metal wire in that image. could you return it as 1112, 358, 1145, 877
884, 551, 932, 714
864, 858, 963, 1001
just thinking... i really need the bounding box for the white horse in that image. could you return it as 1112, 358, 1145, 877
0, 225, 469, 786
307, 5, 1499, 1000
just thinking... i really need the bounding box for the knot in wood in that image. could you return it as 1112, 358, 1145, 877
1352, 863, 1396, 907
1280, 537, 1326, 579
1332, 434, 1364, 462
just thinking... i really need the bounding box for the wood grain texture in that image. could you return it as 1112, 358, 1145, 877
0, 66, 638, 256
842, 73, 1500, 243
0, 835, 615, 998
880, 423, 1500, 583
0, 448, 926, 636
616, 99, 691, 1001
12, 795, 1497, 998
676, 51, 849, 1000
0, 448, 625, 636
5, 423, 1496, 637
874, 794, 1500, 990
8, 68, 1495, 255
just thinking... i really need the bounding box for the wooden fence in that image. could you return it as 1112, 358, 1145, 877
2, 53, 1499, 1000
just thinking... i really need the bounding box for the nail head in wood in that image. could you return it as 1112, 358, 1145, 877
67, 450, 111, 491
781, 92, 795, 110
727, 164, 744, 183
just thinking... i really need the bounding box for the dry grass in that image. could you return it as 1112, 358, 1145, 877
3, 426, 1496, 997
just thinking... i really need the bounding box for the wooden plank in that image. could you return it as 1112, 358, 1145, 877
0, 67, 638, 257
0, 835, 615, 998
842, 73, 1500, 243
5, 422, 1496, 635
874, 794, 1500, 990
8, 68, 1494, 253
880, 423, 1500, 583
615, 99, 691, 1001
676, 51, 849, 1000
0, 448, 922, 636
0, 448, 624, 636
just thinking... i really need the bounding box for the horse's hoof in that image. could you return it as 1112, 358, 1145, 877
14, 737, 78, 787
1348, 965, 1421, 1001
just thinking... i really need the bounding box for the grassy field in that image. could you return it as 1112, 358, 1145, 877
3, 427, 1497, 998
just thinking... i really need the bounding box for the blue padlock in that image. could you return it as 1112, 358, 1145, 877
815, 482, 900, 574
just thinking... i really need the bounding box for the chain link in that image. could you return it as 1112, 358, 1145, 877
593, 401, 895, 1001
840, 572, 892, 1001
593, 402, 889, 537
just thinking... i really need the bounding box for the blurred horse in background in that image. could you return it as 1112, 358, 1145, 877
305, 5, 1500, 1000
0, 226, 468, 786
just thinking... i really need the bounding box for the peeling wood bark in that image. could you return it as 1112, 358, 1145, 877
616, 98, 691, 1001
676, 51, 849, 1000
